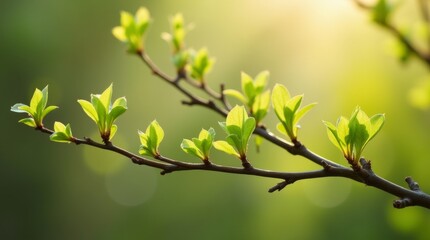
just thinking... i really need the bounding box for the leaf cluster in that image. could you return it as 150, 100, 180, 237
112, 7, 151, 52
160, 13, 214, 81
272, 84, 316, 143
224, 71, 270, 125
138, 120, 164, 157
181, 128, 215, 162
213, 106, 256, 159
11, 86, 58, 128
324, 107, 385, 166
77, 84, 127, 142
187, 48, 215, 83
50, 121, 74, 143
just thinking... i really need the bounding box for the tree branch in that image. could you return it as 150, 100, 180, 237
353, 0, 430, 67
37, 124, 430, 208
130, 48, 430, 209
21, 5, 430, 209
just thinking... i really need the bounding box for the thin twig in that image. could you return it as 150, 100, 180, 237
354, 0, 430, 67
138, 51, 229, 116
135, 48, 430, 208
39, 120, 430, 208
382, 22, 430, 65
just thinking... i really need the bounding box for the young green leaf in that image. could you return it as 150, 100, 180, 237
77, 84, 127, 142
213, 141, 240, 158
50, 121, 74, 143
18, 118, 37, 128
161, 13, 193, 73
324, 107, 385, 167
112, 7, 151, 52
223, 71, 270, 124
188, 48, 215, 83
181, 128, 215, 161
272, 84, 290, 122
138, 120, 164, 157
216, 105, 255, 160
11, 85, 58, 128
171, 13, 186, 51
271, 84, 316, 143
181, 139, 205, 160
252, 90, 270, 125
223, 89, 247, 104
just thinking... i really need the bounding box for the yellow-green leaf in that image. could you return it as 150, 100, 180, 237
272, 84, 290, 122
77, 99, 98, 123
213, 140, 240, 158
223, 89, 247, 104
226, 105, 247, 129
19, 118, 36, 128
99, 84, 113, 112
112, 26, 127, 41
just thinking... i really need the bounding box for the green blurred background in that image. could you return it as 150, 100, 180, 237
2, 0, 430, 239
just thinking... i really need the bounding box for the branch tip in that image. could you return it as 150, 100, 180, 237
181, 100, 193, 105
405, 176, 421, 191
393, 198, 413, 209
268, 180, 293, 193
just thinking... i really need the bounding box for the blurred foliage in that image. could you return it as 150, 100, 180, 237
3, 0, 430, 239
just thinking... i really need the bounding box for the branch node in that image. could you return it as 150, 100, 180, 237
289, 140, 304, 155
242, 162, 253, 170
350, 160, 362, 172
405, 176, 421, 191
131, 157, 144, 165
322, 161, 331, 171
292, 139, 302, 148
240, 155, 253, 169
177, 69, 187, 80
203, 159, 212, 166
359, 157, 372, 171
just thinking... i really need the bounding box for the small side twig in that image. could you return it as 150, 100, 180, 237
268, 179, 295, 193
405, 176, 421, 192
393, 177, 422, 208
353, 0, 430, 67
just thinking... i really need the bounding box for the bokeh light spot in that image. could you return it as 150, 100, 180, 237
105, 163, 157, 207
302, 178, 352, 208
387, 205, 426, 233
82, 132, 128, 175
